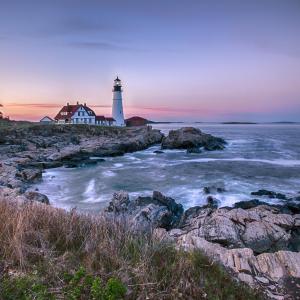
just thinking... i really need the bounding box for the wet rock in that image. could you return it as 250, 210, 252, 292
105, 191, 184, 231
153, 150, 164, 154
206, 196, 219, 208
203, 185, 226, 194
251, 189, 287, 200
234, 199, 269, 209
106, 191, 130, 213
186, 147, 201, 154
161, 127, 226, 151
234, 199, 300, 215
24, 191, 50, 204
18, 161, 63, 169
63, 158, 105, 168
15, 168, 42, 183
0, 187, 50, 205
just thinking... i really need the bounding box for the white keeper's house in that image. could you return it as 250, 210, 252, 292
54, 77, 125, 126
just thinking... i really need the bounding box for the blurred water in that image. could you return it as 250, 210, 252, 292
35, 123, 300, 213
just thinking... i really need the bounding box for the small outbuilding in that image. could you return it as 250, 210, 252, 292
40, 116, 54, 123
125, 116, 150, 127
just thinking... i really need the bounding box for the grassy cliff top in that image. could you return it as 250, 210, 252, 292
0, 198, 261, 299
0, 120, 130, 137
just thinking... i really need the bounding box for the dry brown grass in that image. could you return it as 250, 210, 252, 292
0, 198, 262, 299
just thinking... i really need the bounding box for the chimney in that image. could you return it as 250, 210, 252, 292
84, 102, 86, 106
67, 102, 69, 106
77, 101, 79, 105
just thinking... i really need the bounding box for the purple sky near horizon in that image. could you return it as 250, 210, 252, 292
0, 0, 300, 121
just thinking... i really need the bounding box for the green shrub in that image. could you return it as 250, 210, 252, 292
105, 277, 127, 300
0, 274, 54, 300
63, 267, 126, 300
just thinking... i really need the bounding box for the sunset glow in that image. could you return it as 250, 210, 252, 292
0, 0, 300, 122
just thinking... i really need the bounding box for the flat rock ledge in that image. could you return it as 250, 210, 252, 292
161, 127, 226, 151
106, 191, 300, 299
0, 125, 164, 190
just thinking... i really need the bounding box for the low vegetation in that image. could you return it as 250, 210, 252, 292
0, 119, 126, 138
0, 198, 262, 299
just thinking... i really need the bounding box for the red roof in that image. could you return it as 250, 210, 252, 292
126, 116, 148, 122
96, 115, 105, 121
105, 117, 115, 121
55, 104, 95, 120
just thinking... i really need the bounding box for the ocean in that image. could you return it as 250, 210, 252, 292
35, 123, 300, 213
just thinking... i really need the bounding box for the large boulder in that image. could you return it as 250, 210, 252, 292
106, 191, 184, 231
179, 205, 299, 254
155, 227, 300, 283
0, 187, 49, 205
15, 168, 42, 183
161, 127, 226, 150
153, 225, 300, 298
24, 191, 50, 204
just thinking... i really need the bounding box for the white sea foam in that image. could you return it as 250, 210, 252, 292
113, 163, 124, 168
82, 179, 108, 203
177, 157, 300, 166
102, 170, 116, 177
83, 179, 95, 198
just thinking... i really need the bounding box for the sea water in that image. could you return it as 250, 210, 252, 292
34, 123, 300, 213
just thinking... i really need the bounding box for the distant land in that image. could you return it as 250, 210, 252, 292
221, 122, 257, 125
270, 121, 298, 124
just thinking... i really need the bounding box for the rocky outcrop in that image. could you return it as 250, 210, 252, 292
24, 191, 50, 204
234, 199, 300, 215
106, 192, 300, 299
0, 186, 49, 205
167, 230, 300, 299
161, 127, 226, 151
180, 205, 299, 253
106, 191, 184, 231
251, 189, 287, 200
0, 124, 163, 191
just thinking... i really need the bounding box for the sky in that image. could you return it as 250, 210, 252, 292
0, 0, 300, 122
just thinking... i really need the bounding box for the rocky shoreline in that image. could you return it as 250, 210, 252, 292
106, 191, 300, 300
1, 123, 299, 299
0, 124, 163, 191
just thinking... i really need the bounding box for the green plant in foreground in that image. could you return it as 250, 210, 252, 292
0, 267, 126, 300
64, 267, 126, 300
0, 275, 54, 300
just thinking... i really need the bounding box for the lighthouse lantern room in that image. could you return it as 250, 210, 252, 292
112, 77, 125, 126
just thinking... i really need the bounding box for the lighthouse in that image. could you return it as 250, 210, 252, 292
112, 77, 125, 126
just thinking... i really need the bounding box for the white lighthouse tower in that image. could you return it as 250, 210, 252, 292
112, 77, 125, 126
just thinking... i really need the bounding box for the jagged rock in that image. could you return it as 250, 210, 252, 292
0, 187, 49, 205
161, 127, 226, 150
174, 231, 300, 296
0, 124, 163, 189
234, 198, 300, 215
15, 168, 42, 183
203, 185, 226, 194
179, 205, 299, 253
251, 189, 287, 200
24, 191, 50, 204
206, 196, 219, 208
255, 276, 269, 284
106, 191, 130, 213
106, 191, 183, 231
234, 199, 269, 209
